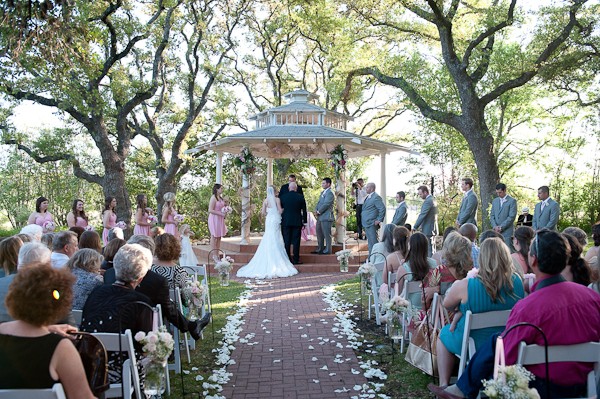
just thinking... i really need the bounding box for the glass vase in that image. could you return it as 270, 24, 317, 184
143, 359, 167, 398
340, 259, 348, 273
187, 303, 199, 321
360, 278, 371, 295
388, 311, 403, 341
219, 271, 230, 286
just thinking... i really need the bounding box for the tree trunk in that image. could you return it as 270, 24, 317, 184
466, 133, 499, 230
102, 157, 132, 233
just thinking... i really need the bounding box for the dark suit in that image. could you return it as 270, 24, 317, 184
104, 268, 190, 332
280, 191, 307, 263
280, 183, 303, 196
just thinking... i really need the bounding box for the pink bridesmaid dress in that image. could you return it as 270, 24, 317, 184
103, 212, 117, 245
35, 213, 54, 232
164, 211, 179, 238
208, 199, 227, 238
75, 217, 88, 228
134, 211, 151, 236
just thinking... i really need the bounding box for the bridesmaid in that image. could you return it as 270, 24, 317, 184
133, 194, 153, 236
27, 196, 55, 233
162, 192, 180, 238
102, 196, 117, 246
66, 199, 89, 229
208, 183, 228, 262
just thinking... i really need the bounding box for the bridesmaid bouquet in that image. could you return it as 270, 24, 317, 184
174, 214, 185, 223
148, 215, 158, 224
222, 206, 233, 214
43, 221, 55, 232
116, 221, 127, 229
84, 225, 95, 231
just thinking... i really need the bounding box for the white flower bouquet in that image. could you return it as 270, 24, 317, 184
357, 262, 376, 293
134, 326, 175, 363
222, 206, 233, 214
215, 256, 234, 275
84, 225, 94, 231
336, 249, 353, 272
115, 221, 127, 229
382, 295, 410, 313
43, 221, 55, 231
183, 280, 206, 307
483, 365, 540, 399
174, 214, 185, 223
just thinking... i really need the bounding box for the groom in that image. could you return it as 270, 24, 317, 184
280, 182, 307, 265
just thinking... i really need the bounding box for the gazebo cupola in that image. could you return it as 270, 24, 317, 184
250, 89, 352, 131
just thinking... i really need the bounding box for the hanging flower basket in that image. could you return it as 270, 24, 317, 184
233, 146, 256, 177
329, 144, 348, 180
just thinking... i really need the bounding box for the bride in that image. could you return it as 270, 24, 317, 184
237, 186, 298, 279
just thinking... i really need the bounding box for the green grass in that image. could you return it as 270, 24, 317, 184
335, 277, 435, 399
164, 278, 246, 398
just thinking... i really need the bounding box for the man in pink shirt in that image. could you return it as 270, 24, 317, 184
429, 229, 600, 399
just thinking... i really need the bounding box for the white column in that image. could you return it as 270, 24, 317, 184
267, 158, 273, 186
216, 151, 223, 184
380, 151, 387, 225
240, 174, 250, 245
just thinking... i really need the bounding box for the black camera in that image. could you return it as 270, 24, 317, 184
351, 182, 358, 189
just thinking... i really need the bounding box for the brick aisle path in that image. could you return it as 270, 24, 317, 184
221, 273, 368, 398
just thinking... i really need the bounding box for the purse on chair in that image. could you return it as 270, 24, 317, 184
404, 300, 444, 376
70, 331, 110, 396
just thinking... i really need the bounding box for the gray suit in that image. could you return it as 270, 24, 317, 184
414, 195, 438, 256
315, 188, 335, 254
0, 274, 16, 322
490, 195, 517, 247
391, 202, 408, 226
361, 192, 386, 255
532, 198, 560, 231
457, 190, 478, 227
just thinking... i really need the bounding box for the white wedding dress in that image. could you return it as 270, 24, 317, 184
237, 187, 298, 279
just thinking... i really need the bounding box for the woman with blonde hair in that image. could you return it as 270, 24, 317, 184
162, 192, 180, 238
134, 193, 154, 236
208, 183, 228, 261
436, 238, 524, 387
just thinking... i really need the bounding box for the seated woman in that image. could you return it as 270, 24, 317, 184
79, 230, 102, 254
431, 226, 457, 266
370, 223, 395, 288
151, 233, 187, 289
101, 238, 126, 270
511, 226, 535, 275
0, 236, 23, 278
382, 226, 410, 286
562, 234, 592, 286
394, 232, 437, 308
66, 249, 103, 310
423, 232, 473, 309
0, 262, 95, 398
436, 237, 525, 387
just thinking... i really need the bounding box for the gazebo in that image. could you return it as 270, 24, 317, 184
189, 90, 414, 244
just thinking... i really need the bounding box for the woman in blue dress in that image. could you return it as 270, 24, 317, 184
436, 237, 525, 386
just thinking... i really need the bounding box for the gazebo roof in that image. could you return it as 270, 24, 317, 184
188, 89, 415, 159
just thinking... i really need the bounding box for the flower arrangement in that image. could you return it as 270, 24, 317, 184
335, 249, 353, 273
84, 225, 94, 231
148, 215, 158, 224
357, 262, 377, 293
115, 221, 127, 229
215, 256, 234, 274
174, 214, 185, 223
329, 144, 348, 179
222, 205, 233, 215
134, 326, 175, 363
182, 280, 206, 320
233, 146, 256, 177
43, 221, 55, 232
483, 365, 540, 399
382, 295, 410, 313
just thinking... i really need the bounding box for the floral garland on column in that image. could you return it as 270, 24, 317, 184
233, 146, 256, 177
330, 145, 348, 242
329, 144, 347, 180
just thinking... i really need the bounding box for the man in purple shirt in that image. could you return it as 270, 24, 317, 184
429, 229, 600, 399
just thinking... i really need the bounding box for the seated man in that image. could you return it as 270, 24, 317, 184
428, 229, 600, 399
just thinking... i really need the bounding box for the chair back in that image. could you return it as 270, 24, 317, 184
370, 261, 386, 325
92, 329, 141, 399
458, 309, 512, 377
0, 383, 67, 399
72, 309, 83, 326
182, 265, 207, 282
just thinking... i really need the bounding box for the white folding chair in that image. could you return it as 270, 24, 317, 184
388, 271, 398, 298
517, 341, 600, 398
72, 309, 83, 326
457, 309, 512, 377
398, 279, 423, 353
167, 287, 191, 372
92, 329, 142, 399
182, 265, 212, 316
0, 383, 67, 399
369, 261, 385, 325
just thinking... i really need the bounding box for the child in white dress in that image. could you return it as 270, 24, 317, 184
179, 224, 199, 266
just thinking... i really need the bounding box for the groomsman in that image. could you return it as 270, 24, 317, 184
280, 174, 304, 196
489, 183, 517, 248
312, 177, 335, 255
413, 185, 438, 256
361, 182, 386, 255
456, 177, 478, 228
532, 185, 560, 231
391, 191, 408, 226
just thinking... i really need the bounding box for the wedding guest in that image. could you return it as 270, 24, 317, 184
17, 233, 33, 243
394, 231, 437, 307
50, 231, 79, 269
162, 192, 180, 239
66, 249, 103, 310
79, 230, 102, 253
432, 226, 457, 266
41, 233, 54, 249
370, 223, 396, 266
68, 226, 85, 241
208, 184, 228, 262
435, 238, 524, 387
150, 226, 164, 238
478, 229, 502, 245
516, 206, 533, 227
152, 233, 187, 289
101, 238, 126, 271
134, 193, 153, 236
0, 263, 94, 398
511, 226, 535, 275
107, 227, 124, 242
102, 196, 117, 246
383, 226, 410, 285
562, 233, 592, 286
584, 222, 599, 265
27, 196, 55, 233
0, 236, 22, 278
562, 226, 588, 247
19, 224, 43, 242
66, 199, 89, 229
459, 223, 479, 268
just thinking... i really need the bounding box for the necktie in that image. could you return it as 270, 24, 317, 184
541, 201, 546, 212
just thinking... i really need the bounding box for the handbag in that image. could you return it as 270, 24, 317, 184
404, 300, 444, 376
70, 331, 110, 395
